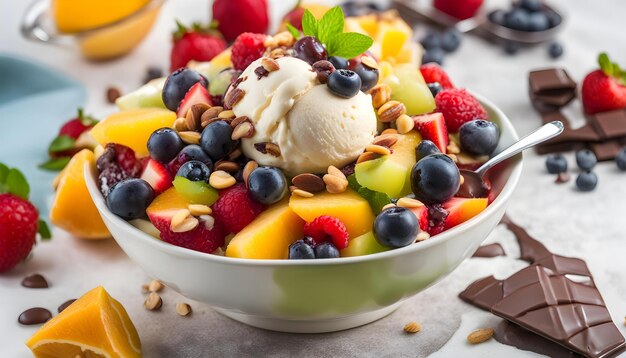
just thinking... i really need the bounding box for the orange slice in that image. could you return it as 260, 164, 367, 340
26, 286, 141, 358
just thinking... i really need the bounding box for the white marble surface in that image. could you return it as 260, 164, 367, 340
1, 0, 626, 356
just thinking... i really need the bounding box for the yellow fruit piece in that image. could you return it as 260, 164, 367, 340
381, 28, 409, 60
50, 149, 110, 239
91, 108, 176, 157
304, 4, 332, 19
26, 286, 141, 358
289, 189, 374, 239
147, 187, 189, 214
226, 200, 305, 259
53, 0, 150, 33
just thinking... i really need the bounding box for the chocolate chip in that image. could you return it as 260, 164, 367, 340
254, 66, 270, 80
18, 307, 52, 325
106, 87, 122, 104
57, 299, 76, 313
21, 274, 48, 288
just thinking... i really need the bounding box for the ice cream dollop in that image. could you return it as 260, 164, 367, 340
229, 56, 377, 175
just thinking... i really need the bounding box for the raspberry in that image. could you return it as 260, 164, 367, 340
419, 63, 454, 89
0, 194, 39, 272
231, 33, 267, 71
157, 217, 225, 254
212, 184, 265, 234
435, 88, 487, 133
433, 0, 484, 20
96, 143, 142, 196
303, 216, 349, 250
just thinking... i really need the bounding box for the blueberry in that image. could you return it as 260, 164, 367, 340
518, 0, 542, 12
616, 148, 626, 171
545, 11, 561, 28
314, 242, 340, 258
422, 48, 445, 65
200, 121, 239, 161
420, 32, 441, 50
169, 144, 213, 174
329, 56, 349, 70
576, 171, 597, 192
526, 12, 549, 31
293, 36, 328, 65
411, 154, 460, 204
415, 140, 441, 161
373, 207, 419, 248
548, 42, 564, 59
247, 167, 287, 205
327, 69, 362, 98
106, 179, 154, 220
162, 68, 208, 111
427, 82, 443, 97
575, 150, 597, 170
148, 128, 185, 163
353, 63, 379, 92
488, 9, 507, 25
545, 154, 568, 174
176, 160, 211, 182
288, 239, 315, 259
459, 120, 500, 156
504, 9, 529, 31
440, 29, 461, 52
504, 41, 521, 55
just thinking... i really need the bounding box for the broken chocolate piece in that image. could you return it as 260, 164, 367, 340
589, 109, 626, 139
590, 139, 626, 161
529, 68, 577, 95
472, 243, 506, 258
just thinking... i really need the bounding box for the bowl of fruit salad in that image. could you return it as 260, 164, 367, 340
84, 10, 521, 333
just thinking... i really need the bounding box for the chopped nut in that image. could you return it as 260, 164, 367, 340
361, 56, 378, 70
261, 57, 280, 72
176, 302, 192, 316
381, 203, 396, 211
292, 189, 314, 198
218, 110, 235, 119
397, 197, 424, 208
381, 128, 398, 135
372, 134, 398, 148
172, 217, 199, 233
201, 106, 223, 122
269, 48, 286, 59
292, 173, 325, 193
369, 84, 392, 109
403, 321, 421, 334
174, 117, 188, 132
415, 232, 430, 242
231, 121, 255, 140
357, 151, 381, 164
366, 144, 391, 156
227, 148, 243, 161
178, 131, 201, 145
447, 140, 461, 155
188, 204, 212, 216
263, 36, 278, 48
201, 116, 221, 128
224, 88, 245, 109
323, 174, 348, 194
144, 292, 162, 311
467, 328, 494, 344
327, 165, 347, 180
215, 160, 240, 173
210, 170, 236, 189
230, 115, 249, 128
148, 279, 164, 292
265, 142, 281, 157
396, 114, 415, 134
243, 161, 258, 186
273, 31, 295, 46
171, 209, 191, 230
378, 101, 406, 123
141, 284, 149, 293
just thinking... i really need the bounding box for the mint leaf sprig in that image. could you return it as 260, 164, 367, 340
300, 6, 374, 60
598, 52, 626, 86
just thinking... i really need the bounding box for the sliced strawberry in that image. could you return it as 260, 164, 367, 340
441, 197, 488, 230
176, 82, 212, 117
140, 159, 173, 194
413, 113, 449, 153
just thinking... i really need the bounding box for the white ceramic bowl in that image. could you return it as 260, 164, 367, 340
86, 94, 521, 333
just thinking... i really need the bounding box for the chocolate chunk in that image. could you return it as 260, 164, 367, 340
18, 307, 52, 325
58, 299, 76, 313
21, 274, 49, 288
590, 139, 625, 161
589, 109, 626, 139
472, 243, 506, 258
494, 320, 577, 358
529, 68, 576, 96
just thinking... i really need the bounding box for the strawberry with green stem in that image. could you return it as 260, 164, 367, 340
170, 20, 227, 72
581, 53, 626, 114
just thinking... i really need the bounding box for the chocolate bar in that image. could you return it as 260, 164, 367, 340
589, 109, 626, 139
460, 216, 626, 358
529, 68, 577, 108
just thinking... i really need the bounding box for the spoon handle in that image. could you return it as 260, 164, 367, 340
476, 121, 565, 176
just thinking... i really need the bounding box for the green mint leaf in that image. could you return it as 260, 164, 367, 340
347, 174, 361, 192
6, 168, 29, 199
0, 163, 9, 184
357, 187, 392, 214
328, 32, 373, 59
301, 9, 318, 37
48, 135, 75, 153
598, 53, 612, 76
38, 219, 52, 240
317, 6, 344, 47
286, 23, 300, 39
39, 157, 71, 171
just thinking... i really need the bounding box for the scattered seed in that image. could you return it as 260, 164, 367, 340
210, 170, 236, 189
215, 160, 240, 173
178, 131, 201, 145
144, 292, 162, 311
231, 121, 255, 140
292, 173, 325, 193
397, 197, 424, 208
357, 151, 381, 164
378, 101, 406, 123
292, 188, 314, 198
243, 161, 258, 186
323, 174, 348, 194
404, 321, 421, 334
366, 144, 391, 156
176, 303, 192, 316
188, 204, 212, 216
148, 279, 164, 292
467, 328, 494, 344
396, 114, 415, 134
106, 87, 121, 104
261, 57, 280, 72
369, 84, 392, 109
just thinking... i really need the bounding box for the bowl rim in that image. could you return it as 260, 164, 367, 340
86, 92, 522, 267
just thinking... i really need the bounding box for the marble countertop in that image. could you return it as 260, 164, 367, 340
1, 0, 626, 356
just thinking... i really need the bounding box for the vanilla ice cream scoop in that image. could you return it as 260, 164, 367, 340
230, 56, 377, 175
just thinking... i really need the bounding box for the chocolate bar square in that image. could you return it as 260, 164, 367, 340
529, 68, 577, 95
589, 108, 626, 139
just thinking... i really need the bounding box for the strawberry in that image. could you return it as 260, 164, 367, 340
212, 184, 265, 234
581, 53, 626, 114
435, 88, 487, 133
282, 1, 305, 31
212, 0, 269, 43
433, 0, 484, 20
41, 109, 99, 171
176, 82, 212, 117
170, 21, 227, 72
140, 159, 173, 194
303, 216, 350, 250
149, 211, 225, 254
413, 113, 449, 153
59, 109, 98, 139
419, 63, 454, 89
230, 32, 267, 71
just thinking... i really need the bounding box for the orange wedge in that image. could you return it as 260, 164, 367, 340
26, 286, 141, 358
50, 149, 110, 239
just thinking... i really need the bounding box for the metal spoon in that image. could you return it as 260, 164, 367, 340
457, 121, 564, 198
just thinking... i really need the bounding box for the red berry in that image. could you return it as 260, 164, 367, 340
96, 143, 142, 196
419, 63, 454, 89
156, 216, 225, 254
581, 69, 626, 114
303, 216, 350, 250
212, 0, 269, 42
231, 33, 267, 71
170, 23, 227, 72
282, 7, 305, 31
433, 0, 484, 20
435, 88, 487, 133
212, 184, 265, 234
59, 119, 91, 139
0, 194, 39, 272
